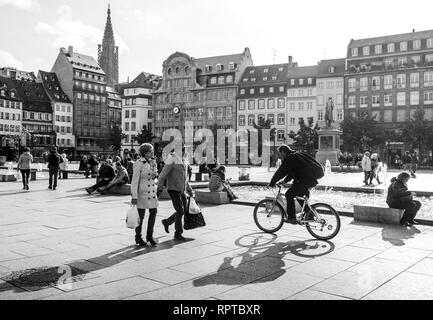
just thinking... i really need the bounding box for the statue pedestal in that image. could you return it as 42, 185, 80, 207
315, 128, 342, 166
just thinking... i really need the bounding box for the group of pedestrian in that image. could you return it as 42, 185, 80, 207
337, 151, 354, 171
361, 151, 383, 186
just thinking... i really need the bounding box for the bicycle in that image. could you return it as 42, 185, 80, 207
253, 182, 341, 240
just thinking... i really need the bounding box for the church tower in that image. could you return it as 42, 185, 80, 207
98, 4, 119, 87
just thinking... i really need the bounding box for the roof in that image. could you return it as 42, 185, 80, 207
317, 58, 345, 77
12, 79, 52, 113
287, 65, 319, 78
38, 70, 71, 104
0, 76, 22, 101
348, 29, 433, 48
64, 49, 105, 75
122, 72, 161, 89
239, 63, 289, 85
194, 48, 251, 74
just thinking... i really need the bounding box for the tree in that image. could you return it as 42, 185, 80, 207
340, 111, 385, 152
400, 108, 433, 154
107, 125, 126, 156
134, 125, 155, 145
287, 117, 319, 156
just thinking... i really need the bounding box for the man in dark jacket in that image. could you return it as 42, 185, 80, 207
46, 147, 62, 190
402, 151, 415, 178
85, 158, 115, 194
386, 172, 421, 226
268, 145, 323, 224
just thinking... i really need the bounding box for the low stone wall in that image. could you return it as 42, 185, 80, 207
354, 204, 404, 225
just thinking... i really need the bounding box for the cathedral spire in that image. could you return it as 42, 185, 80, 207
103, 3, 115, 44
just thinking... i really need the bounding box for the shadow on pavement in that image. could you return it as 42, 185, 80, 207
0, 238, 194, 295
193, 232, 334, 287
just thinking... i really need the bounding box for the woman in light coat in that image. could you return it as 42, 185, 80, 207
361, 151, 372, 186
59, 153, 68, 179
131, 143, 159, 247
17, 147, 33, 190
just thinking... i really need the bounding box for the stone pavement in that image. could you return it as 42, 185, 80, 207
2, 177, 433, 300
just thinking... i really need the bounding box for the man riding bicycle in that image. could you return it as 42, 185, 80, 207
267, 145, 324, 224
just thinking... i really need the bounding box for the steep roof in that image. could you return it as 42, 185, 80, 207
195, 49, 250, 74
239, 63, 289, 85
348, 29, 433, 48
0, 76, 22, 101
38, 70, 71, 103
287, 65, 319, 78
122, 72, 161, 89
317, 58, 345, 77
64, 49, 105, 75
13, 79, 52, 113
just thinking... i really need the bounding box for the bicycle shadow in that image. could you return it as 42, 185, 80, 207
193, 232, 334, 287
0, 238, 194, 295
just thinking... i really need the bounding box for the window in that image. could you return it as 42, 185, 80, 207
278, 99, 285, 108
397, 74, 406, 88
384, 58, 393, 68
125, 122, 129, 131
428, 38, 433, 48
411, 55, 421, 65
263, 68, 269, 73
239, 100, 246, 110
307, 88, 313, 96
216, 64, 223, 71
424, 71, 433, 86
258, 99, 265, 109
249, 70, 255, 74
396, 109, 406, 122
410, 91, 419, 105
327, 81, 334, 89
413, 40, 421, 50
398, 57, 407, 68
250, 88, 255, 94
263, 77, 267, 81
352, 48, 358, 56
269, 87, 274, 93
290, 117, 296, 125
384, 110, 393, 122
277, 114, 285, 125
289, 103, 295, 110
277, 130, 285, 141
299, 79, 304, 85
268, 99, 275, 109
308, 78, 313, 85
226, 75, 233, 83
267, 114, 274, 125
424, 91, 433, 104
318, 82, 324, 89
210, 77, 217, 85
410, 73, 419, 88
251, 78, 256, 82
387, 43, 395, 53
248, 100, 255, 110
348, 78, 356, 92
400, 41, 407, 51
218, 76, 224, 84
239, 115, 245, 126
240, 89, 245, 95
307, 102, 313, 110
372, 95, 380, 106
375, 45, 382, 54
363, 46, 370, 55
298, 102, 304, 110
384, 75, 393, 89
317, 95, 324, 106
131, 122, 136, 131
360, 77, 368, 91
360, 96, 368, 107
131, 110, 136, 118
229, 62, 235, 70
259, 88, 264, 94
248, 115, 255, 126
348, 96, 356, 108
290, 79, 295, 85
279, 86, 284, 92
318, 111, 323, 121
397, 92, 406, 106
384, 94, 393, 106
372, 76, 380, 90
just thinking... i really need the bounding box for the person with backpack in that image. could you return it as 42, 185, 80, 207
46, 147, 62, 190
268, 145, 324, 225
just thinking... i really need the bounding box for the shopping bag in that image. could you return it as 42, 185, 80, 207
184, 198, 206, 230
126, 205, 140, 229
188, 197, 201, 214
15, 171, 21, 181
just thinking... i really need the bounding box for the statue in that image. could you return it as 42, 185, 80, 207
325, 97, 334, 128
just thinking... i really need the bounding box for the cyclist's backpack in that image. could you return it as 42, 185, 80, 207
296, 152, 325, 180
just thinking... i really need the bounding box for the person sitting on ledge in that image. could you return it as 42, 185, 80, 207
97, 162, 130, 194
386, 171, 421, 227
208, 165, 238, 201
85, 158, 115, 194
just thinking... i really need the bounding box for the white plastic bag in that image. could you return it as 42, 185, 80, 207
294, 199, 303, 214
15, 171, 21, 181
189, 197, 201, 214
126, 206, 140, 229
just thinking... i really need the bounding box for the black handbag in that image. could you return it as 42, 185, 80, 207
184, 198, 206, 230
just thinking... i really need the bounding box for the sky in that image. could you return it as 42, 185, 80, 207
1, 0, 433, 83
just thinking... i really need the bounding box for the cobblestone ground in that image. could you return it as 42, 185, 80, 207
1, 173, 433, 300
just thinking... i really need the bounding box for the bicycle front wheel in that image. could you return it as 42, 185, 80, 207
305, 203, 341, 240
253, 199, 285, 233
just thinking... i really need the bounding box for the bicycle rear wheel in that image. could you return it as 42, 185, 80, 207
253, 199, 285, 233
305, 203, 341, 240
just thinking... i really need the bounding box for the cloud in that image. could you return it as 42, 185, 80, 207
34, 5, 129, 56
0, 0, 39, 11
0, 50, 23, 69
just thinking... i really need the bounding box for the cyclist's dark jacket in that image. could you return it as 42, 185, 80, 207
270, 152, 319, 186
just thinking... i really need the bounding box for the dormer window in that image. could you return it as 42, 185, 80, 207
263, 77, 268, 81
272, 76, 277, 80
0, 90, 4, 96
11, 92, 15, 98
264, 68, 269, 73
249, 70, 255, 74
243, 78, 248, 82
400, 41, 407, 51
387, 43, 395, 53
229, 62, 235, 70
205, 65, 212, 72
363, 46, 370, 55
351, 48, 358, 57
216, 64, 224, 71
308, 78, 313, 84
251, 78, 256, 82
299, 79, 304, 85
167, 68, 172, 75
328, 66, 336, 73
175, 67, 180, 74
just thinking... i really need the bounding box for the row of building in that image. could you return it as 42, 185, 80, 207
2, 5, 433, 163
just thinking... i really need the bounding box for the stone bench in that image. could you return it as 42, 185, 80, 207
195, 190, 229, 205
0, 173, 17, 182
354, 204, 405, 225
60, 170, 86, 179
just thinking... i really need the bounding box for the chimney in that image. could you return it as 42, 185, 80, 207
60, 47, 65, 53
68, 46, 73, 56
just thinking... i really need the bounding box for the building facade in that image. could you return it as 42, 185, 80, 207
106, 86, 122, 130
286, 64, 319, 143
237, 62, 289, 147
0, 67, 36, 81
345, 29, 433, 162
119, 72, 160, 152
0, 76, 22, 160
152, 48, 253, 140
316, 59, 345, 129
51, 46, 109, 156
98, 5, 119, 88
38, 71, 75, 154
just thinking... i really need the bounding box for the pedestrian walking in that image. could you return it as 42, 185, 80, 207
369, 153, 382, 184
402, 151, 415, 178
131, 143, 159, 247
126, 157, 134, 184
58, 153, 69, 179
85, 158, 115, 194
88, 155, 99, 178
361, 151, 372, 186
46, 147, 62, 190
387, 172, 421, 227
16, 147, 33, 190
411, 151, 419, 177
158, 145, 194, 241
79, 155, 90, 178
